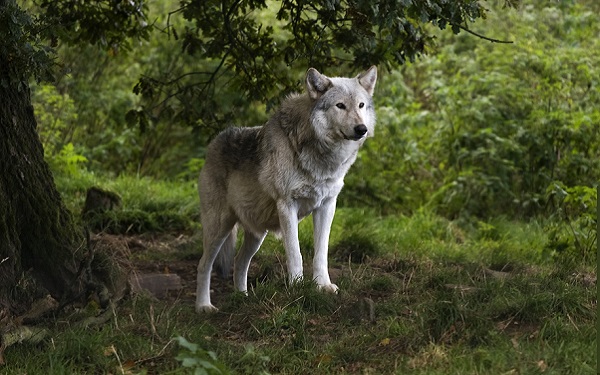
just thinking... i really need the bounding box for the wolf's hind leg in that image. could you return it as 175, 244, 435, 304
214, 226, 237, 279
233, 229, 267, 294
195, 215, 236, 313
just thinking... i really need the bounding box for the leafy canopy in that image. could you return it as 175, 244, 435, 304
132, 0, 516, 128
8, 0, 517, 135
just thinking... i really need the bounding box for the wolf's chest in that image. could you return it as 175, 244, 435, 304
293, 178, 343, 218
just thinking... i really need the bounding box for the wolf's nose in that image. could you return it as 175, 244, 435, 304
354, 124, 368, 137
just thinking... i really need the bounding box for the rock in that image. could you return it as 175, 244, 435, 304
82, 186, 121, 217
129, 272, 183, 298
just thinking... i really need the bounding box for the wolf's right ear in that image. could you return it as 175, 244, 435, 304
306, 68, 332, 100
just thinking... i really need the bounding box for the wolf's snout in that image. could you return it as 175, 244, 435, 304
354, 124, 368, 138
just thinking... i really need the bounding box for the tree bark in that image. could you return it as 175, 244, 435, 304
0, 63, 87, 313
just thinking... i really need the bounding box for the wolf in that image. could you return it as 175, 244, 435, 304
195, 66, 377, 312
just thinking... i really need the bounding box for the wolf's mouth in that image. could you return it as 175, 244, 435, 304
342, 132, 364, 141
341, 124, 368, 141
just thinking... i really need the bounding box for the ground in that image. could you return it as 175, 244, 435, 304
83, 230, 596, 374
3, 226, 596, 374
93, 231, 346, 308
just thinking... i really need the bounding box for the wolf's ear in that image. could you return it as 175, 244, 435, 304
357, 66, 377, 96
306, 68, 332, 100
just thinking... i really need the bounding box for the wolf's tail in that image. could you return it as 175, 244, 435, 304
214, 225, 237, 279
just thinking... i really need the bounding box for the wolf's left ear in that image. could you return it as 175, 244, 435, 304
306, 68, 333, 100
357, 66, 377, 96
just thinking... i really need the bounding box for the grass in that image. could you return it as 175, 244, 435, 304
54, 171, 200, 233
4, 173, 595, 374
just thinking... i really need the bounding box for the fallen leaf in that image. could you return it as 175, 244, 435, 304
104, 345, 116, 356
316, 354, 332, 364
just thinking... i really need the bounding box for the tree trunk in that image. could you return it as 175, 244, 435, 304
0, 66, 87, 313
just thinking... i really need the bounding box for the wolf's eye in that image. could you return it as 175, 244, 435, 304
359, 102, 365, 109
336, 103, 346, 110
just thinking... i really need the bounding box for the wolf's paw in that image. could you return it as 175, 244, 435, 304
318, 283, 339, 294
195, 304, 219, 314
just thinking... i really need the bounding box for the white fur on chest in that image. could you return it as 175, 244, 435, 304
293, 176, 344, 218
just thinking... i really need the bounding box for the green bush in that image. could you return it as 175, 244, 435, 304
343, 1, 600, 219
544, 182, 597, 267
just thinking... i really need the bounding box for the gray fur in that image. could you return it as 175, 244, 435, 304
196, 66, 378, 312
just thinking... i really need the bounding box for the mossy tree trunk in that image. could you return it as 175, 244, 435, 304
0, 62, 88, 314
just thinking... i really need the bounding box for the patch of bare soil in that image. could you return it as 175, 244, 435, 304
90, 232, 338, 308
92, 232, 206, 302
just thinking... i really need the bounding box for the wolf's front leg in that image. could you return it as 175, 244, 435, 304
277, 200, 303, 283
312, 197, 338, 293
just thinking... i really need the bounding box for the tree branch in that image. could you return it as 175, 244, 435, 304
441, 16, 513, 44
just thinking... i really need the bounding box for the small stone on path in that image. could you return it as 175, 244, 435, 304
129, 273, 183, 298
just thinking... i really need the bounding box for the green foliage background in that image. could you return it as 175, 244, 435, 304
343, 2, 599, 218
32, 0, 598, 263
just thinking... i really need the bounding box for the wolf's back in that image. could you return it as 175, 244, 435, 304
203, 126, 264, 172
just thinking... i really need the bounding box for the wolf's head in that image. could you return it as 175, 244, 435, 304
306, 66, 377, 143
